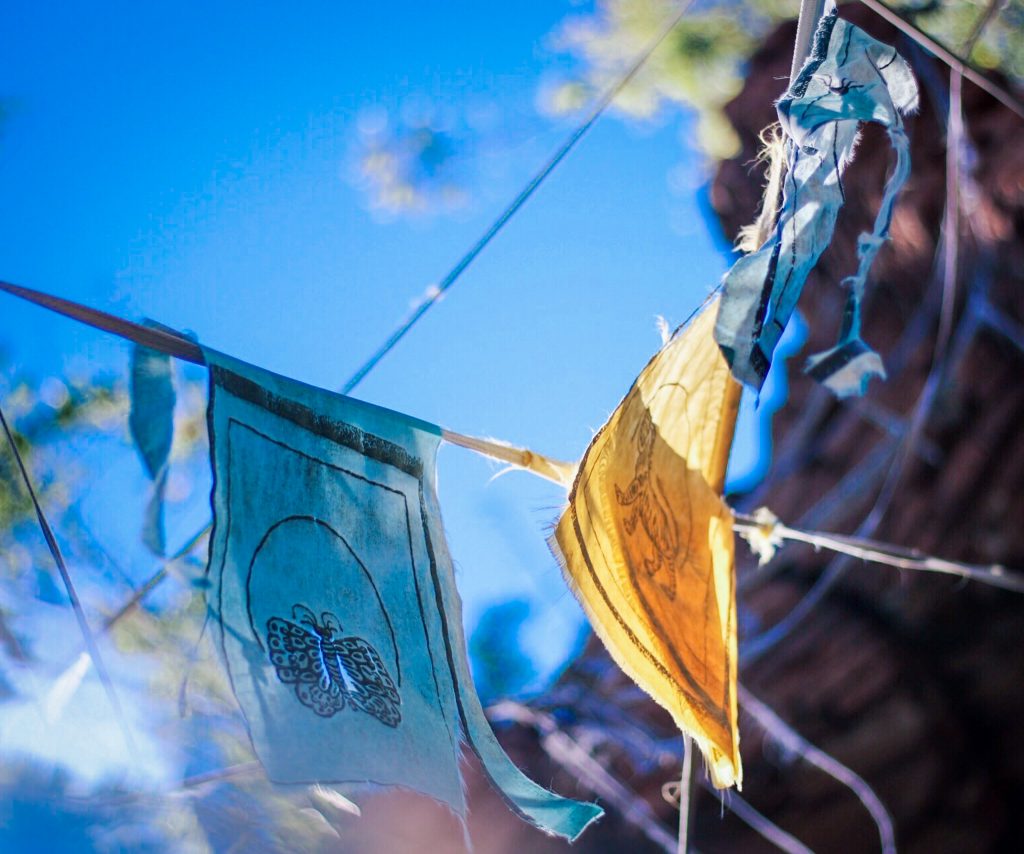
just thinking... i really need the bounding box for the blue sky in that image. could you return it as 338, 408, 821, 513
0, 0, 787, 783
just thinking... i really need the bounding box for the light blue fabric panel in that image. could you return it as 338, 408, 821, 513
129, 336, 176, 554
203, 348, 601, 840
715, 3, 918, 398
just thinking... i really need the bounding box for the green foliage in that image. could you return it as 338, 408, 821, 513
546, 0, 772, 157
0, 369, 125, 544
354, 120, 467, 215
548, 0, 1024, 160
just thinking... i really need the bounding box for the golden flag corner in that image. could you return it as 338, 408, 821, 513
552, 296, 743, 789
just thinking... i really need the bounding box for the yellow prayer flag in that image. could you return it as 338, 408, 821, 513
552, 295, 742, 788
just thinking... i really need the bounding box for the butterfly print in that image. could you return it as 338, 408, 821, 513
266, 604, 401, 727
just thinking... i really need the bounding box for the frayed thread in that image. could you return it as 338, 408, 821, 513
736, 123, 788, 255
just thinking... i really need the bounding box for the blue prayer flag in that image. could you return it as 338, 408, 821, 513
204, 348, 601, 840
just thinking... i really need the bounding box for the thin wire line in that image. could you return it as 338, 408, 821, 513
733, 511, 1024, 593
0, 402, 138, 755
52, 521, 212, 680
340, 0, 695, 394
0, 281, 577, 473
706, 785, 812, 854
740, 685, 896, 854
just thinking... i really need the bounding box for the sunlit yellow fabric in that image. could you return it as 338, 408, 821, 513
553, 295, 742, 788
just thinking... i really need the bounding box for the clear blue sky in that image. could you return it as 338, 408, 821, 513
0, 0, 786, 782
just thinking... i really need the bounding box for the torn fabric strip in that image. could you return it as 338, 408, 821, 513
129, 332, 176, 555
552, 297, 743, 788
204, 348, 601, 839
715, 1, 918, 397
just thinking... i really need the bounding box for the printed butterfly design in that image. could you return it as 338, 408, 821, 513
266, 604, 401, 727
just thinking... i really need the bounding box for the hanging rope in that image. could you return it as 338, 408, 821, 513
733, 508, 1024, 593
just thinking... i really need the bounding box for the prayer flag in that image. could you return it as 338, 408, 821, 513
715, 2, 918, 397
552, 296, 743, 788
204, 349, 601, 839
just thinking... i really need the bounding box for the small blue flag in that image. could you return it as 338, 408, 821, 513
203, 348, 601, 840
129, 333, 176, 555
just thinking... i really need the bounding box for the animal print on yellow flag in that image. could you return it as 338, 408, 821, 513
552, 295, 743, 788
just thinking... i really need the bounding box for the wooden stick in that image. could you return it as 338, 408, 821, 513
1, 280, 204, 364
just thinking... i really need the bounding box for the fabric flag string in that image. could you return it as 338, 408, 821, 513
203, 347, 601, 839
714, 1, 919, 398
439, 429, 575, 487
0, 281, 573, 483
551, 294, 743, 789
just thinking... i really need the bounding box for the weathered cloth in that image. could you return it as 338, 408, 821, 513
552, 297, 743, 788
204, 348, 601, 839
715, 2, 918, 397
129, 334, 175, 554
